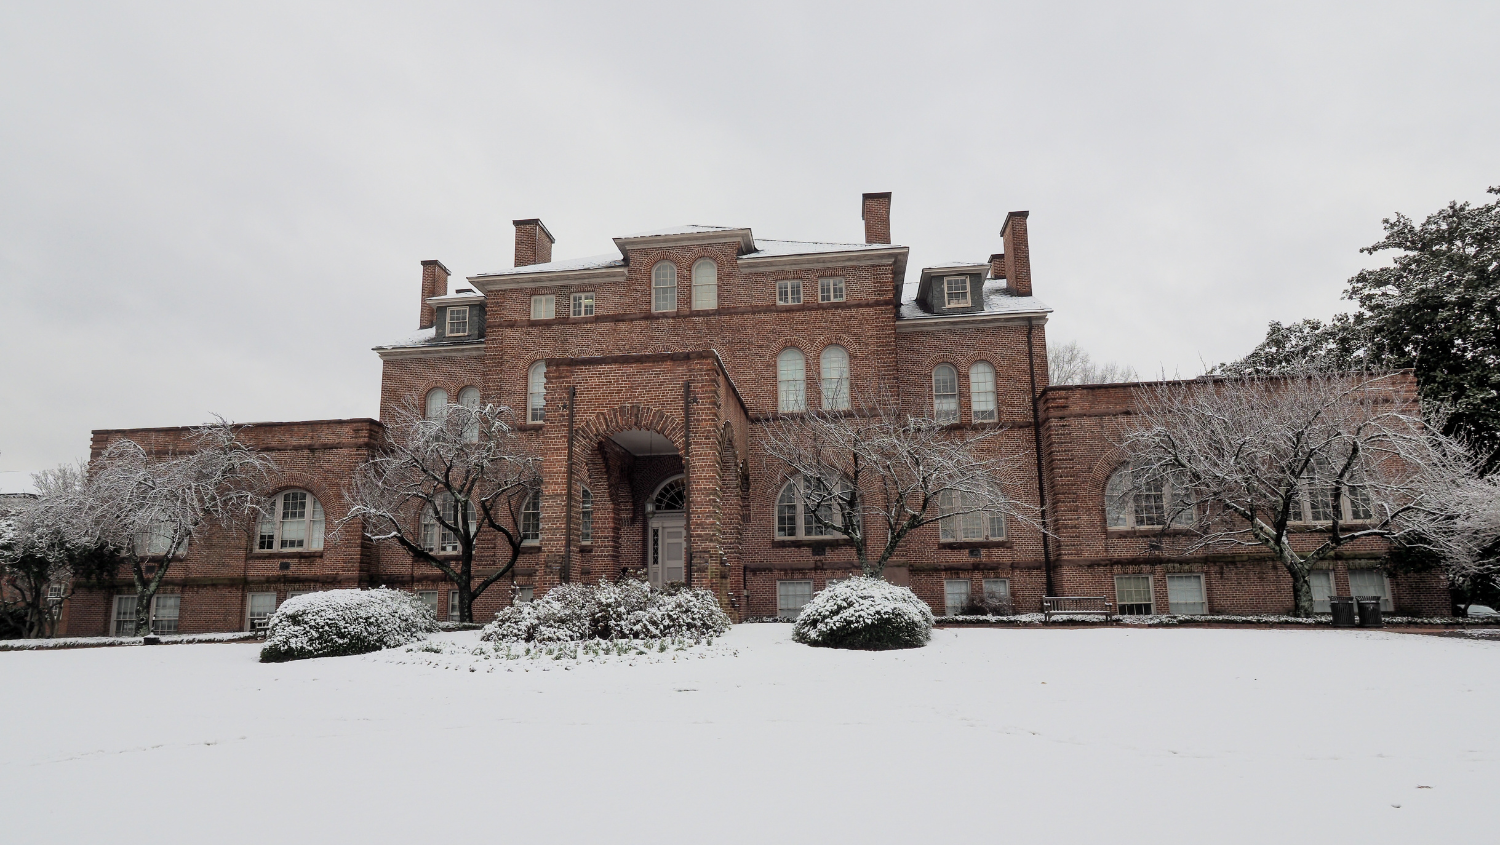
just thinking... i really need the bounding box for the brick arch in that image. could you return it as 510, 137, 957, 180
261, 471, 341, 520
575, 404, 687, 456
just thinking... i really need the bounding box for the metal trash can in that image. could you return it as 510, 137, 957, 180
1329, 595, 1357, 628
1356, 597, 1383, 628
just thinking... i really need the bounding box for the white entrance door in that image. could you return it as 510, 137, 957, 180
648, 516, 685, 588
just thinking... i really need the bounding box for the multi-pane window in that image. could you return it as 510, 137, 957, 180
569, 292, 595, 317
1115, 575, 1154, 615
247, 592, 277, 631
425, 388, 448, 420
691, 259, 718, 310
458, 386, 481, 442
527, 361, 546, 423
938, 489, 1006, 541
46, 582, 65, 616
446, 306, 470, 336
1104, 466, 1194, 529
944, 579, 972, 616
818, 276, 845, 302
257, 490, 326, 552
146, 593, 180, 634
983, 578, 1010, 602
132, 520, 181, 557
520, 492, 541, 542
777, 348, 807, 413
969, 362, 997, 422
1298, 466, 1375, 524
421, 495, 469, 553
1348, 569, 1393, 612
1309, 570, 1335, 613
579, 487, 593, 544
932, 365, 959, 423
112, 595, 136, 636
775, 476, 848, 538
777, 580, 813, 619
819, 345, 850, 411
652, 262, 678, 312
1166, 574, 1206, 615
448, 591, 460, 620
515, 585, 535, 604
530, 294, 556, 320
944, 276, 971, 308
777, 278, 803, 305
417, 591, 439, 615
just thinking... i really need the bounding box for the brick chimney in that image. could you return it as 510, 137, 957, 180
419, 260, 450, 329
513, 219, 555, 267
988, 253, 1006, 280
1001, 211, 1032, 296
862, 192, 891, 244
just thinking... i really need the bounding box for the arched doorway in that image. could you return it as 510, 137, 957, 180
645, 475, 685, 588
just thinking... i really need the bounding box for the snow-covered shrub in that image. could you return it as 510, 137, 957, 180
480, 579, 730, 643
793, 577, 934, 650
260, 588, 438, 663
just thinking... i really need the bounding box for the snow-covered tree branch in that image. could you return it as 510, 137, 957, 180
339, 401, 540, 623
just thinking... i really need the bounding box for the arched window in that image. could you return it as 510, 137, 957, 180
421, 494, 473, 553
520, 491, 541, 542
775, 476, 852, 539
579, 487, 593, 544
652, 261, 678, 312
820, 345, 850, 411
1105, 465, 1194, 529
932, 365, 959, 423
425, 388, 449, 420
938, 489, 1005, 541
969, 362, 997, 422
777, 348, 806, 413
691, 258, 717, 310
652, 477, 686, 513
257, 490, 326, 552
1299, 460, 1374, 524
458, 387, 481, 442
527, 361, 546, 423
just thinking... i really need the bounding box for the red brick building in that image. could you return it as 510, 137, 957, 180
65, 194, 1449, 635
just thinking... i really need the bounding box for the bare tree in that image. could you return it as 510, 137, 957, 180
1120, 370, 1474, 616
1048, 340, 1139, 385
761, 391, 1037, 578
78, 420, 273, 636
340, 401, 541, 623
1422, 473, 1500, 610
1, 465, 120, 638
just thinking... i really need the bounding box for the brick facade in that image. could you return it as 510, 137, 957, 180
61, 198, 1449, 634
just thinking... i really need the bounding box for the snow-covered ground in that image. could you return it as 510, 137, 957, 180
2, 625, 1496, 844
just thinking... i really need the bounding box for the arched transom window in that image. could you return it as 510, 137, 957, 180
520, 491, 541, 542
775, 476, 851, 539
527, 361, 546, 423
258, 490, 326, 551
425, 388, 449, 420
652, 261, 678, 312
932, 365, 959, 423
653, 477, 686, 513
777, 348, 806, 413
691, 259, 717, 310
820, 345, 850, 411
1105, 465, 1195, 529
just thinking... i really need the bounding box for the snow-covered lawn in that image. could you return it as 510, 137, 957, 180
3, 625, 1496, 844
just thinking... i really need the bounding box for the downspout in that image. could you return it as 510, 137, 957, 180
1026, 319, 1055, 597
682, 380, 693, 589
562, 384, 576, 584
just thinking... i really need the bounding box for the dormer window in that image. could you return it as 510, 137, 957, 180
944, 277, 971, 308
446, 306, 470, 336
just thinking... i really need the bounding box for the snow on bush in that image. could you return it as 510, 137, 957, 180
260, 588, 438, 663
792, 577, 934, 650
480, 579, 731, 644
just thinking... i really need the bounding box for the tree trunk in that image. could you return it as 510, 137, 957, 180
1287, 565, 1314, 618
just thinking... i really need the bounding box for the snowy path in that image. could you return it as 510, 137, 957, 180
2, 625, 1496, 843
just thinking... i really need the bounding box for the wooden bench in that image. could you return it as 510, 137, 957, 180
1042, 596, 1115, 623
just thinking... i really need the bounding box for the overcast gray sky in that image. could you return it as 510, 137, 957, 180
2, 1, 1496, 472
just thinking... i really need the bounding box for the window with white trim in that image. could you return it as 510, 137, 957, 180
1104, 465, 1194, 529
425, 388, 448, 420
944, 579, 972, 616
111, 594, 137, 636
969, 362, 997, 422
417, 591, 439, 615
777, 580, 813, 619
527, 361, 546, 423
446, 306, 470, 336
982, 578, 1010, 601
579, 487, 593, 544
46, 582, 65, 614
246, 592, 277, 631
818, 276, 845, 302
447, 591, 460, 620
257, 490, 326, 552
1115, 575, 1154, 615
520, 492, 540, 542
1348, 569, 1393, 612
570, 292, 595, 317
691, 259, 717, 310
458, 386, 481, 442
132, 520, 185, 558
932, 365, 959, 423
777, 348, 806, 413
938, 489, 1005, 541
1297, 463, 1375, 524
777, 278, 803, 305
1166, 574, 1206, 615
819, 345, 850, 411
775, 476, 849, 539
1309, 570, 1335, 613
652, 262, 678, 312
530, 294, 555, 320
421, 494, 471, 553
944, 276, 971, 308
515, 585, 534, 604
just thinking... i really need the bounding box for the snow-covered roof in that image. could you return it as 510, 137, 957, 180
372, 327, 483, 353
618, 224, 746, 239
898, 279, 1053, 323
740, 239, 906, 259
472, 253, 626, 279
0, 471, 38, 497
